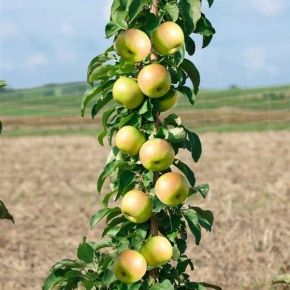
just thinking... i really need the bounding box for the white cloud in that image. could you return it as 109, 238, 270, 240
57, 49, 77, 64
61, 22, 76, 37
1, 22, 21, 40
24, 53, 49, 69
244, 47, 266, 71
243, 46, 278, 77
1, 62, 15, 72
252, 0, 286, 16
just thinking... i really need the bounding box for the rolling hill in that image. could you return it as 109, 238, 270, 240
0, 82, 289, 136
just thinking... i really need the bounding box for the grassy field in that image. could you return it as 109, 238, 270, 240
1, 82, 290, 136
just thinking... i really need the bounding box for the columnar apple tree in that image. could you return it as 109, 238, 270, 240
43, 1, 220, 289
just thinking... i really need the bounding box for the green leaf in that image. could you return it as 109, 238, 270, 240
177, 257, 194, 274
118, 170, 136, 196
138, 99, 154, 121
102, 190, 118, 207
103, 269, 115, 286
98, 108, 115, 146
89, 64, 116, 83
97, 159, 127, 193
142, 13, 161, 35
77, 239, 94, 263
91, 93, 113, 119
183, 209, 201, 245
173, 159, 196, 187
167, 127, 187, 143
90, 208, 112, 228
150, 279, 174, 290
113, 10, 128, 29
195, 14, 216, 39
175, 45, 185, 67
196, 184, 209, 198
192, 206, 214, 232
185, 36, 196, 55
165, 3, 179, 22
93, 240, 113, 252
0, 200, 14, 223
180, 59, 200, 95
206, 0, 214, 7
202, 35, 213, 48
179, 0, 201, 34
42, 269, 66, 290
163, 114, 182, 126
172, 247, 181, 261
81, 80, 113, 117
177, 86, 195, 105
87, 46, 114, 84
128, 0, 149, 22
51, 259, 85, 271
105, 22, 122, 38
186, 129, 202, 162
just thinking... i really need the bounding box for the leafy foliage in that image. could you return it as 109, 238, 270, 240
43, 0, 219, 289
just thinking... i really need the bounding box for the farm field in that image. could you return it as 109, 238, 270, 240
0, 132, 289, 290
1, 83, 290, 136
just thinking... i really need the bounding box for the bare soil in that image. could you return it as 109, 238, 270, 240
0, 132, 290, 290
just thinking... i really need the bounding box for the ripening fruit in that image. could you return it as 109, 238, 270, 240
139, 138, 175, 172
155, 172, 189, 206
113, 77, 144, 109
152, 21, 185, 55
138, 64, 172, 98
121, 189, 152, 223
158, 90, 178, 112
140, 236, 173, 268
114, 250, 147, 283
115, 29, 151, 62
115, 126, 145, 156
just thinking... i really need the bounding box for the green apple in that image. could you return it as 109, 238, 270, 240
115, 28, 151, 62
114, 249, 147, 283
139, 138, 175, 172
140, 236, 173, 268
113, 77, 144, 109
121, 189, 152, 223
155, 172, 189, 206
115, 126, 145, 156
157, 89, 178, 112
152, 22, 185, 55
138, 64, 171, 98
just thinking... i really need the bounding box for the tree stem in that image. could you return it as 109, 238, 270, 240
149, 0, 160, 282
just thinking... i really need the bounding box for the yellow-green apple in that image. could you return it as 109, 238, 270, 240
152, 22, 185, 55
140, 236, 173, 267
138, 64, 171, 98
121, 189, 152, 223
157, 90, 178, 112
139, 138, 175, 172
155, 172, 189, 206
115, 29, 151, 62
114, 249, 147, 283
113, 77, 144, 109
115, 126, 145, 156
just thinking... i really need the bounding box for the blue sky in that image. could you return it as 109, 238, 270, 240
1, 0, 290, 89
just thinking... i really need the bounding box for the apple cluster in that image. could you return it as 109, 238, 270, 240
112, 22, 190, 284
113, 21, 184, 111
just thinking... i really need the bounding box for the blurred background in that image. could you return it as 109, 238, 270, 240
0, 0, 290, 289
